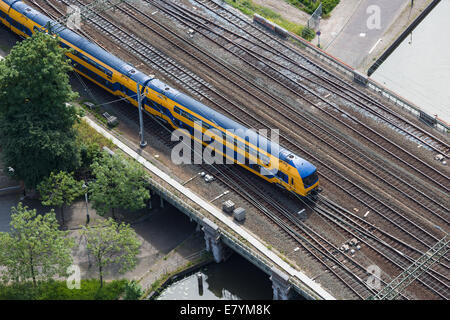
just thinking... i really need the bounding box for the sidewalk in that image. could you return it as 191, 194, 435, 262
69, 201, 199, 284
325, 0, 411, 69
320, 0, 363, 49
360, 0, 432, 72
324, 0, 432, 71
0, 185, 201, 286
138, 232, 207, 293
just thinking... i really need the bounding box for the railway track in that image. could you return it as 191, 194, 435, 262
108, 97, 449, 299
151, 0, 450, 200
188, 0, 450, 158
31, 0, 449, 299
119, 0, 445, 264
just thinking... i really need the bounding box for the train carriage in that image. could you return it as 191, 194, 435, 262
0, 0, 319, 197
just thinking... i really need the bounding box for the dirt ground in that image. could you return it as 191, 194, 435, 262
251, 0, 310, 25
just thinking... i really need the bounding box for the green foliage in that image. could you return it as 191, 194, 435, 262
0, 32, 81, 189
37, 171, 84, 225
0, 203, 74, 286
0, 279, 127, 300
124, 280, 143, 300
224, 0, 312, 39
301, 27, 316, 41
75, 119, 115, 153
89, 152, 150, 216
81, 218, 141, 287
75, 119, 115, 175
285, 0, 340, 15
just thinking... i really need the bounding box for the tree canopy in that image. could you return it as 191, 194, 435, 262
37, 171, 84, 226
0, 32, 81, 189
81, 218, 141, 287
0, 203, 74, 286
89, 152, 150, 217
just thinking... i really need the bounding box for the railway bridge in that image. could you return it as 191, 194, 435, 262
86, 117, 335, 300
2, 0, 448, 300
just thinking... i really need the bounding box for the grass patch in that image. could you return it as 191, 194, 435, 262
0, 279, 127, 300
285, 0, 340, 17
75, 118, 115, 151
224, 0, 315, 40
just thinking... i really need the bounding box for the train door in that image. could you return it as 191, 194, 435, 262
289, 176, 295, 192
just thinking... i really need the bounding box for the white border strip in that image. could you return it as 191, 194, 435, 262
368, 38, 382, 55
84, 117, 336, 300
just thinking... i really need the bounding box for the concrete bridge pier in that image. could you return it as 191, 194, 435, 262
160, 195, 164, 208
202, 218, 231, 263
270, 267, 292, 300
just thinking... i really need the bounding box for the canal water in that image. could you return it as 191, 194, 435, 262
157, 253, 274, 300
371, 0, 450, 123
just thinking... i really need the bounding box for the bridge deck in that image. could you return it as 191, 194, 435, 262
83, 116, 336, 301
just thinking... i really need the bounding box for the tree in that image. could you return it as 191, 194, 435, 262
81, 218, 141, 288
0, 32, 81, 189
0, 203, 74, 286
89, 152, 150, 218
37, 171, 84, 227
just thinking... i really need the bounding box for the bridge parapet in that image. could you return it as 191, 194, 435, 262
85, 117, 335, 300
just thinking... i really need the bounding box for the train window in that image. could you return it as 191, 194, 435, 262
259, 153, 270, 166
249, 163, 261, 172
303, 170, 318, 188
276, 171, 288, 183
181, 110, 189, 119
290, 178, 294, 185
59, 41, 68, 49
176, 108, 192, 121
173, 106, 182, 115
198, 120, 211, 130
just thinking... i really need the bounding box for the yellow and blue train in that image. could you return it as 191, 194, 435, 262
0, 0, 319, 197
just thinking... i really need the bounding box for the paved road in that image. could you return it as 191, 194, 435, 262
0, 194, 20, 232
326, 0, 409, 68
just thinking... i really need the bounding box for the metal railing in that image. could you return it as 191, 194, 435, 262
370, 234, 450, 300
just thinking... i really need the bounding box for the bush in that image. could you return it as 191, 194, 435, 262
124, 280, 143, 300
0, 279, 127, 300
75, 119, 115, 173
301, 27, 315, 41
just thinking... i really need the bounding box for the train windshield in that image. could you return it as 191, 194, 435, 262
303, 170, 318, 188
